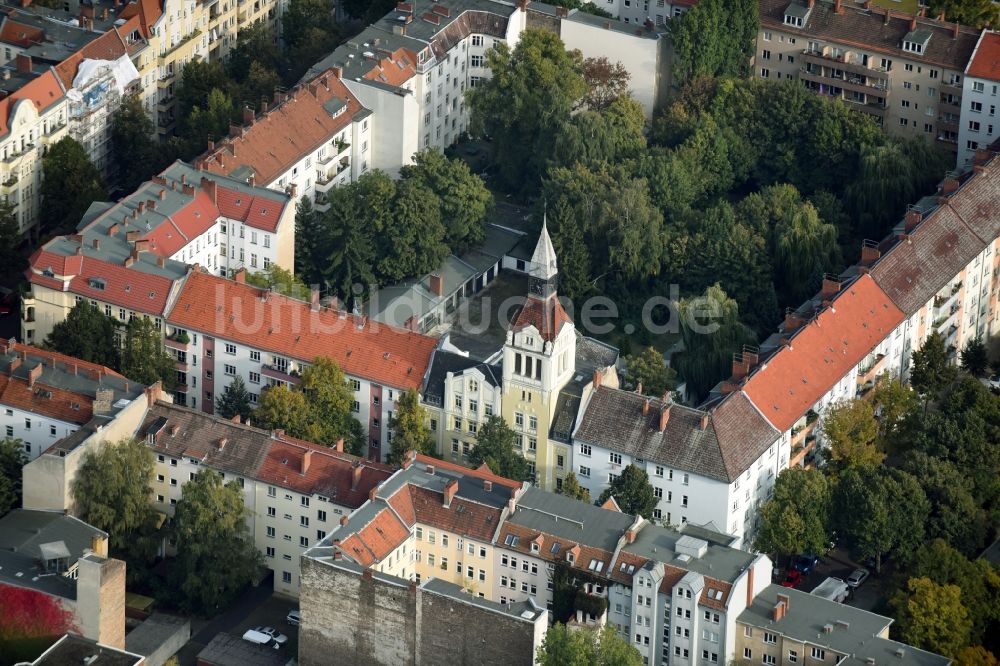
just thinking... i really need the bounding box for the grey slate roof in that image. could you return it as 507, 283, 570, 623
622, 521, 756, 585
32, 634, 144, 666
507, 486, 635, 554
739, 585, 950, 666
575, 386, 779, 483
421, 577, 544, 622
421, 349, 502, 406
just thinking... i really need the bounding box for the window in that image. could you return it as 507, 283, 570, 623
249, 371, 261, 384
811, 648, 826, 659
610, 452, 622, 465
282, 571, 292, 584
763, 632, 777, 645
225, 343, 236, 355
472, 35, 483, 46
250, 350, 261, 362
266, 526, 276, 538
762, 656, 776, 666
580, 444, 591, 456
267, 507, 276, 517
579, 465, 591, 478
788, 649, 798, 663
300, 536, 309, 547
974, 81, 985, 93
224, 364, 236, 376
970, 120, 982, 132
300, 516, 309, 527
760, 67, 770, 78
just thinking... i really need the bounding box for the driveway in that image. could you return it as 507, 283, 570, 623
772, 547, 890, 613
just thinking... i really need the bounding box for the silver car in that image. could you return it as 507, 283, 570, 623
254, 626, 288, 645
846, 568, 869, 589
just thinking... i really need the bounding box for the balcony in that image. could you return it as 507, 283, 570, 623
939, 97, 961, 115
160, 30, 202, 61
261, 364, 301, 386
790, 419, 817, 450
801, 49, 886, 78
164, 333, 192, 352
941, 81, 963, 96
800, 66, 888, 95
856, 353, 887, 386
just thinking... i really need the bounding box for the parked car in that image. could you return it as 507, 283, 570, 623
846, 568, 870, 589
253, 626, 288, 645
781, 569, 803, 588
242, 629, 280, 649
981, 375, 1000, 390
794, 554, 820, 575
286, 610, 300, 626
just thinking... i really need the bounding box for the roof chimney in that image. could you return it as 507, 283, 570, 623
200, 177, 218, 205
27, 363, 42, 388
635, 382, 643, 395
659, 404, 671, 432
593, 369, 602, 388
234, 269, 246, 284
15, 54, 31, 73
484, 479, 492, 492
311, 288, 321, 312
905, 208, 922, 231
443, 478, 458, 508
429, 274, 444, 297
425, 463, 435, 475
942, 176, 960, 196
642, 399, 650, 415
626, 529, 636, 544
334, 437, 344, 452
302, 449, 312, 474
773, 599, 787, 621
92, 238, 100, 250
340, 515, 350, 526
170, 424, 180, 436
217, 437, 227, 450
783, 310, 806, 333
777, 592, 790, 612
243, 106, 255, 125
860, 241, 881, 266
834, 0, 843, 13
821, 277, 841, 299
953, 20, 959, 38
700, 414, 709, 430
351, 463, 363, 490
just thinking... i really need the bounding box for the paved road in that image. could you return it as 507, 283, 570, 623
190, 580, 275, 644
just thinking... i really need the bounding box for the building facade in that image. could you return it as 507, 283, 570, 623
957, 31, 1000, 168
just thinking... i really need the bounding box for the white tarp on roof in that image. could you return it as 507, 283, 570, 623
66, 55, 140, 102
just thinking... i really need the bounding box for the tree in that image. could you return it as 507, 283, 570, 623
71, 438, 156, 553
551, 97, 647, 172
870, 376, 919, 442
580, 57, 630, 111
961, 337, 990, 378
0, 199, 24, 272
377, 178, 448, 282
40, 137, 107, 236
771, 196, 841, 305
468, 416, 530, 482
299, 357, 364, 452
44, 301, 120, 369
669, 0, 759, 85
387, 389, 436, 466
181, 88, 236, 157
956, 647, 999, 666
245, 264, 309, 299
216, 375, 253, 423
597, 464, 656, 519
927, 0, 999, 29
121, 317, 176, 390
624, 347, 676, 397
0, 584, 77, 660
891, 577, 972, 657
833, 466, 929, 572
467, 29, 587, 194
399, 149, 492, 253
821, 399, 885, 471
910, 331, 959, 397
0, 438, 27, 516
901, 452, 987, 557
169, 469, 262, 614
111, 94, 165, 193
559, 472, 591, 503
537, 624, 643, 666
754, 468, 831, 561
253, 384, 313, 437
294, 196, 326, 286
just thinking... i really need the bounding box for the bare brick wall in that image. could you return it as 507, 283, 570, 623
299, 558, 540, 666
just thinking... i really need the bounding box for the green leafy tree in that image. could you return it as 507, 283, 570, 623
669, 0, 759, 85
216, 375, 253, 423
181, 88, 236, 158
387, 389, 435, 465
0, 199, 24, 273
754, 468, 831, 561
559, 472, 591, 503
226, 22, 284, 85
299, 357, 364, 452
910, 331, 959, 397
239, 61, 281, 111
960, 337, 990, 378
870, 376, 919, 442
281, 0, 340, 78
340, 0, 395, 23
468, 416, 530, 482
624, 347, 676, 397
378, 179, 448, 282
400, 149, 493, 254
111, 94, 166, 193
44, 301, 120, 369
467, 29, 587, 194
672, 284, 758, 402
176, 60, 232, 123
597, 464, 656, 519
955, 647, 999, 666
900, 452, 987, 556
245, 264, 308, 298
253, 384, 313, 436
121, 317, 176, 390
294, 196, 323, 284
537, 623, 643, 666
927, 0, 999, 28
40, 137, 107, 236
833, 466, 929, 572
891, 577, 972, 658
822, 399, 884, 471
580, 57, 631, 111
169, 469, 262, 614
551, 96, 647, 172
71, 438, 157, 553
0, 438, 27, 516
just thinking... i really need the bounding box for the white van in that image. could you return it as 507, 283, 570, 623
242, 629, 280, 649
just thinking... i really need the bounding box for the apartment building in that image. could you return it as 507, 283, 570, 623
957, 31, 1000, 168
595, 0, 695, 27
421, 348, 503, 458
0, 340, 144, 461
303, 0, 528, 175
757, 0, 979, 152
196, 69, 372, 209
138, 400, 393, 596
736, 586, 950, 666
22, 161, 295, 345
162, 269, 439, 460
572, 386, 783, 549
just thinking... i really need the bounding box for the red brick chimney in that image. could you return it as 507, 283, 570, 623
642, 399, 650, 416
942, 176, 960, 196
700, 414, 709, 430
484, 480, 492, 492
443, 479, 458, 508
659, 405, 671, 432
821, 277, 841, 299
334, 437, 344, 452
234, 269, 246, 284
429, 274, 443, 297
593, 369, 602, 388
625, 529, 636, 544
243, 106, 255, 124
340, 515, 349, 526
311, 288, 321, 312
302, 450, 312, 474
200, 177, 217, 205
905, 209, 922, 232
15, 54, 31, 73
860, 242, 881, 266
27, 363, 42, 388
351, 464, 363, 490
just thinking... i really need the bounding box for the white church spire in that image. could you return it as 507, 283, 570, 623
530, 215, 558, 282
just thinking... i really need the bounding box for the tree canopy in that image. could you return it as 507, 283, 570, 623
216, 375, 254, 423
121, 317, 176, 391
40, 137, 107, 236
597, 464, 657, 519
623, 347, 676, 397
468, 416, 530, 482
537, 624, 643, 666
44, 301, 120, 369
387, 388, 436, 465
891, 577, 972, 658
0, 438, 27, 516
754, 468, 831, 560
559, 472, 592, 504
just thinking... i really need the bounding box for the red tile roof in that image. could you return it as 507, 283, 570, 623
167, 271, 438, 390
258, 435, 393, 507
0, 375, 94, 425
141, 190, 218, 257
214, 185, 284, 233
362, 48, 418, 87
0, 70, 64, 139
411, 453, 523, 490
27, 249, 175, 316
967, 31, 1000, 81
497, 522, 614, 578
340, 510, 410, 567
54, 29, 129, 90
198, 70, 363, 187
407, 485, 502, 541
0, 341, 123, 379
741, 274, 905, 432
0, 20, 44, 47
116, 0, 161, 39
511, 295, 572, 343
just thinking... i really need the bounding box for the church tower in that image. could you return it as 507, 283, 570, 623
501, 219, 577, 490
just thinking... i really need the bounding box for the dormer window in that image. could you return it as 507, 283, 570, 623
902, 29, 931, 55
567, 552, 575, 565
783, 2, 810, 27
531, 543, 540, 553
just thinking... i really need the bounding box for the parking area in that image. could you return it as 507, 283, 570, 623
173, 589, 299, 665
772, 547, 892, 613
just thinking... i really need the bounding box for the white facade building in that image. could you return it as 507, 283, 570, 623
957, 31, 1000, 169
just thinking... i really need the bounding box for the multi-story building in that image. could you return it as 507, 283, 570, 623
572, 385, 782, 549
757, 0, 979, 153
0, 340, 144, 461
162, 268, 439, 460
196, 69, 372, 209
957, 30, 1000, 168
421, 348, 503, 459
138, 399, 393, 597
736, 585, 950, 666
594, 0, 695, 27
21, 161, 295, 345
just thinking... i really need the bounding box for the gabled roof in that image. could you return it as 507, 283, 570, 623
510, 295, 573, 343
116, 0, 162, 39
54, 27, 128, 90
966, 30, 1000, 81
0, 70, 64, 140
166, 271, 438, 390
741, 274, 905, 432
362, 48, 418, 86
0, 19, 44, 47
